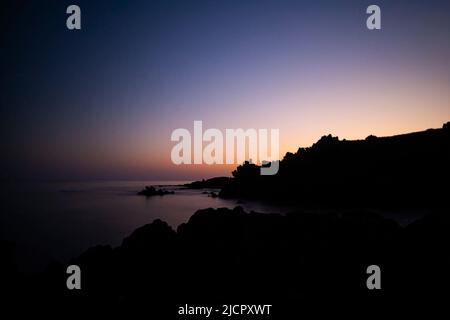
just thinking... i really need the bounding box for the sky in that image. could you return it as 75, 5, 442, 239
1, 0, 449, 180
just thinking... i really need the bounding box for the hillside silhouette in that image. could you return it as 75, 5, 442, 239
218, 122, 450, 208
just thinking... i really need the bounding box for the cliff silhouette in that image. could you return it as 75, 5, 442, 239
218, 122, 450, 208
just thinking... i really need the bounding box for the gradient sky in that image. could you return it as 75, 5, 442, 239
1, 0, 449, 180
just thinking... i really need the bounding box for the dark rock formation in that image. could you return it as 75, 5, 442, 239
7, 207, 448, 315
137, 186, 174, 196
183, 176, 231, 189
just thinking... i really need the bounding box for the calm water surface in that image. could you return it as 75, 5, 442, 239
1, 180, 294, 271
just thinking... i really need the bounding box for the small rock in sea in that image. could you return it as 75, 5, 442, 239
137, 186, 175, 197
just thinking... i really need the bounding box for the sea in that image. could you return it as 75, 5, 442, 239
1, 180, 297, 272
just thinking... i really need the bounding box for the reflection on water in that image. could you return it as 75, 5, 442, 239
1, 180, 295, 272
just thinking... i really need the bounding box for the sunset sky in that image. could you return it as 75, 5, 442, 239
1, 0, 449, 180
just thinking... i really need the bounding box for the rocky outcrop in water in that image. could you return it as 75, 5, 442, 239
137, 186, 175, 197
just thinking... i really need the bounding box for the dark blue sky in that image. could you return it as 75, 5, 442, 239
1, 0, 449, 180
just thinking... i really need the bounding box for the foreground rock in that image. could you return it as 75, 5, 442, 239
6, 206, 448, 315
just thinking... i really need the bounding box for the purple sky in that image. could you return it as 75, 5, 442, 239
1, 0, 449, 180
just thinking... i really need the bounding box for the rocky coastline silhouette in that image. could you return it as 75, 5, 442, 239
4, 206, 449, 315
3, 122, 450, 315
